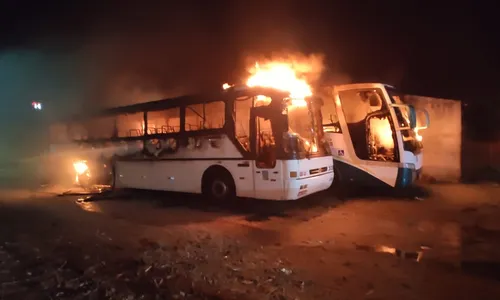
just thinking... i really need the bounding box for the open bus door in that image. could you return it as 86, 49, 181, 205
323, 83, 429, 188
249, 103, 286, 200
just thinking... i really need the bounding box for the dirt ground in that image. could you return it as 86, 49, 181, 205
1, 183, 500, 299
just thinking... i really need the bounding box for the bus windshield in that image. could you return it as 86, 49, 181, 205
386, 87, 423, 153
284, 98, 324, 157
386, 87, 411, 128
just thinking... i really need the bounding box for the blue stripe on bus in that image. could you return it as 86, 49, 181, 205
334, 160, 418, 188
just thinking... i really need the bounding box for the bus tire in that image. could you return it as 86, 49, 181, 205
332, 166, 346, 200
107, 155, 118, 191
110, 164, 117, 190
202, 167, 236, 202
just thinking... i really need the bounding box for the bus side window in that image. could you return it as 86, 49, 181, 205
69, 122, 88, 141
147, 107, 181, 134
185, 101, 225, 131
205, 101, 225, 129
116, 112, 144, 137
86, 116, 116, 139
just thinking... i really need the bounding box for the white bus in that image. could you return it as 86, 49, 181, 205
319, 83, 429, 189
47, 86, 334, 200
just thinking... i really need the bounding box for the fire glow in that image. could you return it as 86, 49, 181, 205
246, 62, 313, 99
73, 160, 88, 175
222, 54, 323, 107
370, 117, 394, 149
245, 54, 323, 104
415, 129, 423, 142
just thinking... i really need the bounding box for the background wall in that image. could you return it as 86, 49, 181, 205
404, 95, 462, 182
461, 139, 500, 182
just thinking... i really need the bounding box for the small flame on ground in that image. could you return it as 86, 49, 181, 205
73, 160, 89, 175
222, 83, 233, 90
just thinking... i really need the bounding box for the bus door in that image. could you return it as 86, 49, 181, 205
334, 86, 401, 187
250, 107, 285, 200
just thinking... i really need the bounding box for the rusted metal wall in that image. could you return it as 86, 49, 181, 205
405, 95, 462, 182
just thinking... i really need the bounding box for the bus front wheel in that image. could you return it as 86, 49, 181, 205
202, 168, 236, 202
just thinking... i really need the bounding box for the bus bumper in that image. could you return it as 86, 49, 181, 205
396, 167, 421, 188
284, 171, 334, 200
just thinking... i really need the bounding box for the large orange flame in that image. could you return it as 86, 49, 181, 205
244, 54, 324, 103
246, 62, 313, 99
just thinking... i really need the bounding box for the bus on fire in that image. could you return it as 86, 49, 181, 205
47, 86, 334, 201
320, 83, 430, 189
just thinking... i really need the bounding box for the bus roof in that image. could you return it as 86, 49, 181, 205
63, 86, 290, 122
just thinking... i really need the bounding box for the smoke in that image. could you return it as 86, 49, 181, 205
0, 3, 237, 163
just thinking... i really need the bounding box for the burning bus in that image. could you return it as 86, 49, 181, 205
44, 54, 428, 194
45, 85, 334, 200
320, 83, 429, 188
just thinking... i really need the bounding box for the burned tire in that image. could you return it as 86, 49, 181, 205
202, 168, 236, 202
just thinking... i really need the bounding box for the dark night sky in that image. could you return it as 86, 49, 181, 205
0, 0, 499, 158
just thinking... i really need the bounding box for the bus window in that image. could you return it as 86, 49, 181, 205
339, 89, 396, 162
147, 107, 180, 134
321, 98, 339, 124
185, 101, 225, 131
317, 89, 341, 133
68, 122, 88, 141
116, 112, 144, 137
234, 96, 252, 151
205, 101, 225, 129
288, 104, 318, 153
86, 116, 116, 139
256, 116, 276, 168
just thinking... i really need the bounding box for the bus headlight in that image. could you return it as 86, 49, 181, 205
73, 160, 89, 175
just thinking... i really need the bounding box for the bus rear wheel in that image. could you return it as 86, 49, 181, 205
202, 170, 236, 202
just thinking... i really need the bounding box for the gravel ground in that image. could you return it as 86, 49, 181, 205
1, 183, 500, 299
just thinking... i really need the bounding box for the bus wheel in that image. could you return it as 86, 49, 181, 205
109, 165, 116, 191
108, 156, 118, 191
202, 169, 236, 201
332, 167, 346, 200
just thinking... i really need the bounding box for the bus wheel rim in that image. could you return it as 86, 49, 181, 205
212, 180, 227, 198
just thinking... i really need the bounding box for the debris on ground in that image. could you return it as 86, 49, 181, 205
0, 229, 315, 300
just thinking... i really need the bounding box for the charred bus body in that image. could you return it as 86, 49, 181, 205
47, 86, 333, 200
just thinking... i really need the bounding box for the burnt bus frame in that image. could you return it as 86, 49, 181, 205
62, 87, 330, 161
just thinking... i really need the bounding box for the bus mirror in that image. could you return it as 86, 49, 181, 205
416, 108, 430, 130
390, 103, 426, 130
408, 106, 430, 130
408, 105, 417, 129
